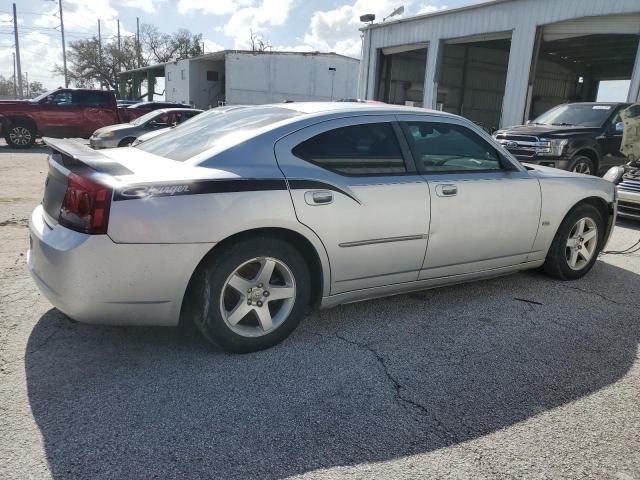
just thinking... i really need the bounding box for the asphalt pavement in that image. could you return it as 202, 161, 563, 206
1, 142, 639, 479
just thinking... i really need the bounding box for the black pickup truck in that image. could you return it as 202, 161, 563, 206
493, 102, 629, 175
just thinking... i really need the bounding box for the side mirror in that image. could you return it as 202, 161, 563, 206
526, 120, 532, 125
615, 121, 624, 133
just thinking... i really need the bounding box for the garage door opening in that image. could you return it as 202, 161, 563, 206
375, 44, 428, 107
436, 35, 512, 133
527, 15, 640, 120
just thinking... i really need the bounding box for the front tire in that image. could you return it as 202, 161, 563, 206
186, 236, 310, 353
118, 137, 136, 147
568, 155, 595, 175
5, 123, 36, 149
542, 203, 604, 280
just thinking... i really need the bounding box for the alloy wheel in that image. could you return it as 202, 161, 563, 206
571, 161, 591, 175
219, 256, 296, 337
565, 217, 598, 271
8, 126, 32, 146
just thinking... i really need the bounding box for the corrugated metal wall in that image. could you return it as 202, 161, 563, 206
360, 0, 640, 127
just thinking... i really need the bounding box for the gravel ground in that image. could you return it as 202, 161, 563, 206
1, 141, 639, 480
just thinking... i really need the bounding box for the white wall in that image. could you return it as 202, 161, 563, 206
189, 59, 225, 109
165, 59, 191, 105
225, 53, 359, 105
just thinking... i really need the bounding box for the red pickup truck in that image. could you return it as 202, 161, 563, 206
0, 88, 145, 149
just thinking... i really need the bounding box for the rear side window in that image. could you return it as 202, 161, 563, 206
73, 91, 110, 107
402, 122, 502, 173
292, 123, 406, 176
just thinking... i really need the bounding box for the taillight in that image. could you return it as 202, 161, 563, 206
59, 173, 112, 234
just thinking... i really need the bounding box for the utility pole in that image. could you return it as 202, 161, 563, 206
117, 19, 121, 72
98, 19, 103, 89
58, 0, 68, 87
12, 3, 23, 98
12, 52, 17, 98
136, 17, 141, 68
25, 72, 29, 97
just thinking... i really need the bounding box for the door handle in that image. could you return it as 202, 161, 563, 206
436, 184, 458, 197
304, 190, 333, 205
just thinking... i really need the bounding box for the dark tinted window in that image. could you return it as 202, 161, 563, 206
292, 123, 405, 176
73, 91, 111, 107
403, 122, 502, 173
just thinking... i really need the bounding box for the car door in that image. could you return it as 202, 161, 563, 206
274, 116, 430, 294
397, 116, 542, 280
76, 91, 119, 137
37, 91, 82, 137
598, 106, 628, 169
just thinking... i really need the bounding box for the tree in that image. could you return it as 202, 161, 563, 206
0, 74, 47, 98
56, 36, 142, 97
249, 29, 272, 53
141, 24, 203, 63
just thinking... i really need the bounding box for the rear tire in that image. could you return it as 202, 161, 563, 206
568, 155, 595, 175
542, 203, 604, 280
185, 236, 310, 353
5, 123, 36, 149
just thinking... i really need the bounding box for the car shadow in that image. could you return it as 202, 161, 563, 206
25, 261, 640, 479
0, 143, 50, 154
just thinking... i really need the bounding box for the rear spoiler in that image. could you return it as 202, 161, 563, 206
43, 137, 133, 176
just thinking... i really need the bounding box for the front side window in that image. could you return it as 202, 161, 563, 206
292, 123, 406, 176
48, 91, 72, 106
402, 122, 502, 173
73, 91, 110, 106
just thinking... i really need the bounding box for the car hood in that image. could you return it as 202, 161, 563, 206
93, 123, 136, 136
135, 126, 171, 143
497, 124, 600, 139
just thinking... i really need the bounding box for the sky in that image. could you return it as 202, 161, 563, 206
0, 0, 632, 103
0, 0, 482, 90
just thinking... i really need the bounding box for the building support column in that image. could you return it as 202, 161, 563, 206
500, 23, 537, 127
147, 70, 154, 101
423, 38, 441, 110
628, 37, 640, 103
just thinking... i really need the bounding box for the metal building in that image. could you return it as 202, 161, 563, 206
358, 0, 640, 129
118, 50, 359, 109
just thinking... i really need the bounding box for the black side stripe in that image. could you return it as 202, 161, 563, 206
288, 179, 361, 204
112, 177, 360, 204
114, 178, 287, 201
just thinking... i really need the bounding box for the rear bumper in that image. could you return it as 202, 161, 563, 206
27, 205, 214, 326
617, 190, 640, 220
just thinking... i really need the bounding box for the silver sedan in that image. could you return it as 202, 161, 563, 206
29, 103, 616, 352
89, 108, 202, 148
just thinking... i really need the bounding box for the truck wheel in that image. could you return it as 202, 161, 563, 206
542, 203, 604, 281
568, 156, 594, 175
5, 124, 36, 149
118, 137, 135, 147
186, 236, 310, 353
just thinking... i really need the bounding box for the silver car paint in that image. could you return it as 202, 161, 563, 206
28, 103, 617, 327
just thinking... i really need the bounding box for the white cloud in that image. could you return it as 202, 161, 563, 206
177, 0, 253, 16
203, 39, 225, 53
417, 3, 448, 14
300, 1, 448, 58
116, 0, 166, 14
223, 0, 294, 49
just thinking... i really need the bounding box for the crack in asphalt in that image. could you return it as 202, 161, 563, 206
558, 284, 639, 307
310, 329, 461, 445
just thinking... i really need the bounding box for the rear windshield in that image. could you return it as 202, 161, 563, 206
135, 106, 299, 162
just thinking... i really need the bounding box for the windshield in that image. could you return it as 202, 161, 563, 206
131, 110, 163, 125
30, 90, 57, 103
136, 106, 300, 162
533, 104, 615, 127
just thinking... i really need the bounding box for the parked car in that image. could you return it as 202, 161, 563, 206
28, 103, 616, 353
127, 101, 192, 111
90, 108, 203, 148
0, 88, 146, 148
494, 102, 630, 175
